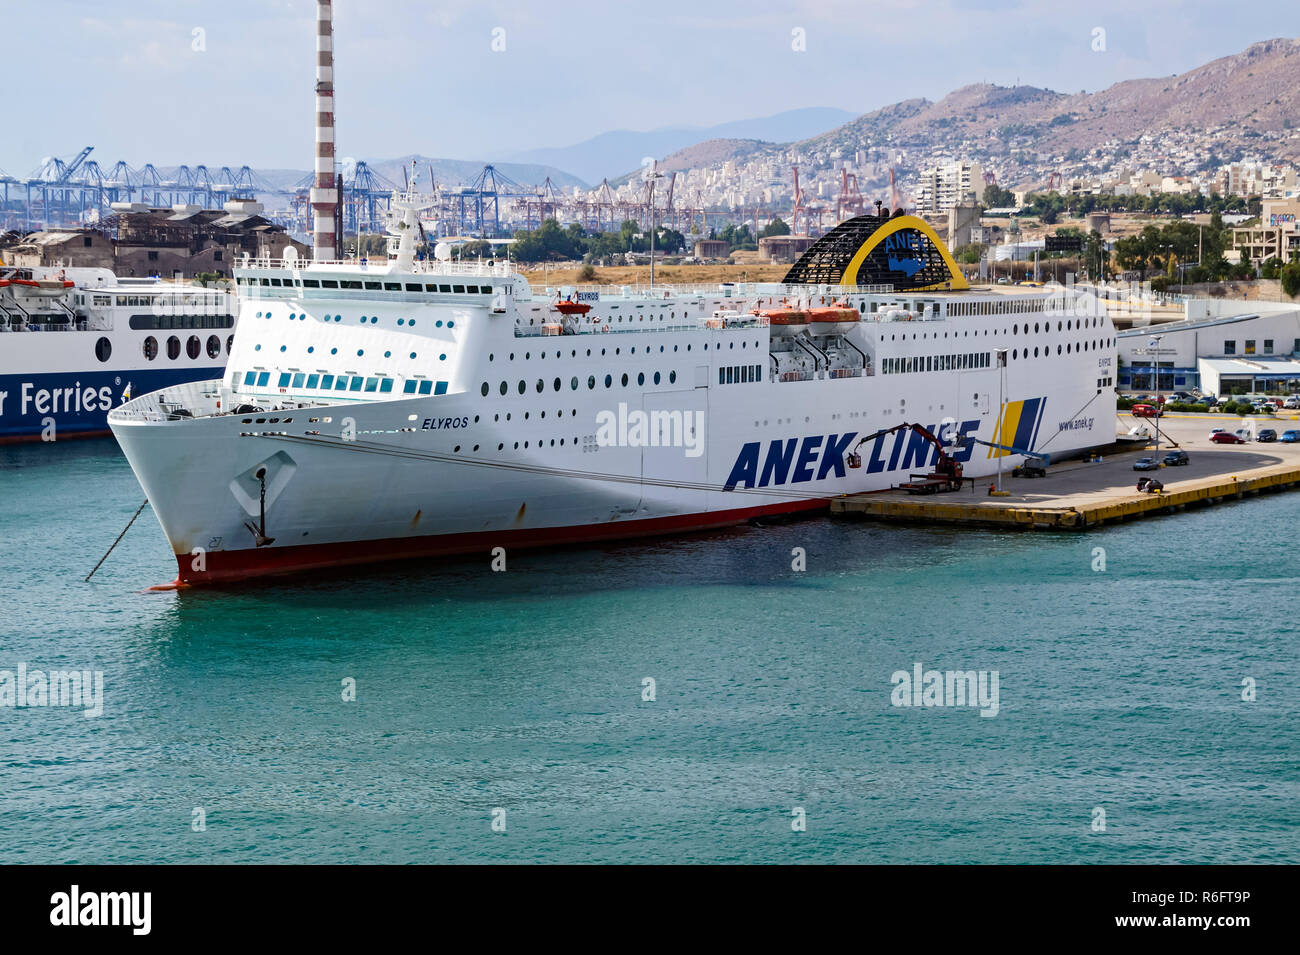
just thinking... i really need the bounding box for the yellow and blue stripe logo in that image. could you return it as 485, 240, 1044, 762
989, 397, 1046, 457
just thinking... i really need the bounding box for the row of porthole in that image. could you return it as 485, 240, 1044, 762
252, 343, 445, 361
131, 334, 232, 362
1011, 340, 1108, 360
258, 310, 455, 331
482, 371, 678, 397
450, 438, 586, 453
492, 341, 760, 362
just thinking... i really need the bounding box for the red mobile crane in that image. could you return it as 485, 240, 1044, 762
848, 422, 967, 493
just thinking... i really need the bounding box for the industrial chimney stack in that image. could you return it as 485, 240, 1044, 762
310, 0, 338, 261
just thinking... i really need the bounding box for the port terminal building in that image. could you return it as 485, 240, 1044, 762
1117, 302, 1300, 395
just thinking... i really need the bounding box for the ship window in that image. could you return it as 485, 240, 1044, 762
341, 281, 361, 290
335, 377, 348, 391
243, 372, 256, 385
419, 381, 434, 395
518, 380, 526, 394
439, 285, 451, 293
588, 375, 596, 389
143, 336, 158, 361
654, 371, 661, 385
257, 372, 270, 386
719, 368, 725, 385
499, 381, 507, 395
553, 377, 561, 392
380, 379, 394, 393
384, 282, 401, 291
207, 335, 220, 358
405, 283, 422, 292
278, 373, 291, 387
270, 278, 282, 286
453, 285, 465, 294
638, 372, 645, 386
350, 377, 364, 392
303, 279, 320, 288
434, 382, 448, 395
365, 282, 381, 290
481, 382, 490, 397
321, 375, 334, 389
167, 335, 181, 360
604, 374, 612, 388
321, 280, 339, 289
292, 373, 305, 388
406, 381, 419, 394
571, 377, 579, 390
669, 371, 677, 384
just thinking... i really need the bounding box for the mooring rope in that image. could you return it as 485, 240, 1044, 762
85, 499, 149, 582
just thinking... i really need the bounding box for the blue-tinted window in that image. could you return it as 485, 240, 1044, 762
292, 373, 305, 388
321, 375, 334, 389
278, 373, 291, 387
403, 380, 417, 394
434, 381, 448, 396
334, 377, 348, 391
306, 374, 320, 389
349, 377, 364, 392
418, 380, 433, 395
364, 377, 379, 392
379, 379, 394, 393
256, 372, 270, 386
243, 371, 256, 385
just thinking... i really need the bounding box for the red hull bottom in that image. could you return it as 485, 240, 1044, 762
174, 498, 830, 585
0, 429, 112, 446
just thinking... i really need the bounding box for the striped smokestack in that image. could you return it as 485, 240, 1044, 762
310, 0, 337, 261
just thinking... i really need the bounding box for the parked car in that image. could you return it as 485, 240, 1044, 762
1283, 397, 1300, 410
1257, 429, 1278, 442
1131, 404, 1162, 418
1281, 430, 1300, 442
1163, 450, 1189, 466
1211, 431, 1245, 444
1133, 457, 1159, 471
1234, 428, 1254, 442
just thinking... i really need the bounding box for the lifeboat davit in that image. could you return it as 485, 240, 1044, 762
553, 300, 592, 316
758, 308, 809, 336
807, 306, 860, 335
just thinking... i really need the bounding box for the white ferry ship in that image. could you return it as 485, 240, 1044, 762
108, 202, 1119, 584
0, 264, 236, 442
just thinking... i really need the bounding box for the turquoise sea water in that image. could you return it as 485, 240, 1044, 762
1, 438, 1297, 864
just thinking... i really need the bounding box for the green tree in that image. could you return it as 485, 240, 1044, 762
1281, 261, 1300, 298
759, 217, 791, 238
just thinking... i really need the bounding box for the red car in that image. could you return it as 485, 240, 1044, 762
1210, 431, 1245, 444
1131, 404, 1162, 418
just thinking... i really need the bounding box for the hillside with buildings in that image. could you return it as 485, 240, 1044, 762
638, 37, 1300, 232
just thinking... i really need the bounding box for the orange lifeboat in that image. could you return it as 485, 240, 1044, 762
554, 300, 592, 315
807, 306, 860, 335
759, 308, 809, 336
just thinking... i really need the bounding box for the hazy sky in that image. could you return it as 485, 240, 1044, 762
3, 0, 1296, 175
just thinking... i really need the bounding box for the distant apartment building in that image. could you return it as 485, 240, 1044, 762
915, 161, 985, 214
1231, 196, 1300, 263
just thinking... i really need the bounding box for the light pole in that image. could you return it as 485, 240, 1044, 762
995, 348, 1008, 493
1149, 334, 1163, 457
